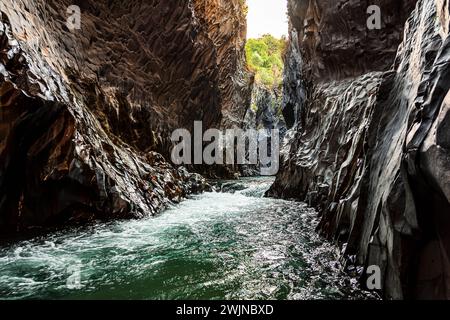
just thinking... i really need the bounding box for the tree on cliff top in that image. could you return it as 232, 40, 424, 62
245, 34, 286, 88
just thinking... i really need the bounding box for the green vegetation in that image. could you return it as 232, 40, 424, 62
245, 34, 286, 88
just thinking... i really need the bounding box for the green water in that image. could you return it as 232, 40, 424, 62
0, 177, 372, 300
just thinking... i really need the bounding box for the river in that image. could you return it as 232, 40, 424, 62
0, 177, 374, 300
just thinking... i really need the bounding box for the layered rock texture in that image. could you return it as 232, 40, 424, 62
245, 85, 286, 132
0, 0, 251, 236
240, 84, 286, 176
194, 0, 253, 128
269, 0, 450, 299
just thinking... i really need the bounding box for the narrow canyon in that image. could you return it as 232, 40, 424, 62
0, 0, 449, 300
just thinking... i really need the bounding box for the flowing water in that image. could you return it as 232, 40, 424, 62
0, 177, 373, 300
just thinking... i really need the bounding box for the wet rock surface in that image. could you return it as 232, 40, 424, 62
0, 1, 249, 237
287, 0, 417, 81
240, 84, 287, 177
245, 84, 286, 132
269, 0, 450, 299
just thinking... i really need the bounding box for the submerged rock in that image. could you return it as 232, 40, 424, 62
269, 0, 450, 299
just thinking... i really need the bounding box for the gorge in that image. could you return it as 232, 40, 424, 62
268, 0, 450, 300
0, 0, 449, 300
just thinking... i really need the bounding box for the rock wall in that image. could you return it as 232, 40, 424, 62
240, 84, 286, 177
245, 84, 285, 131
194, 0, 254, 128
0, 0, 250, 236
269, 0, 450, 299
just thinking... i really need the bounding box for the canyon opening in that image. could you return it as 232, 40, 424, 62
0, 0, 449, 308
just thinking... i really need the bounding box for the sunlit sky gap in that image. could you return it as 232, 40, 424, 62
246, 0, 288, 39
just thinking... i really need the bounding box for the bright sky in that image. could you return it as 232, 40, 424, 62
246, 0, 288, 39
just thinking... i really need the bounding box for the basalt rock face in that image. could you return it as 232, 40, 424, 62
281, 0, 417, 129
287, 0, 417, 81
194, 0, 253, 128
0, 0, 250, 236
269, 0, 450, 299
240, 84, 286, 177
245, 85, 286, 131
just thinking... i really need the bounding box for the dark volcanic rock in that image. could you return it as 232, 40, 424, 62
241, 84, 287, 177
288, 0, 417, 81
0, 1, 250, 236
269, 0, 450, 299
245, 84, 286, 131
194, 0, 254, 128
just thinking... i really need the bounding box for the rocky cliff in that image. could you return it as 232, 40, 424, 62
194, 0, 253, 128
240, 84, 286, 177
245, 85, 285, 130
0, 0, 251, 236
268, 0, 450, 299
